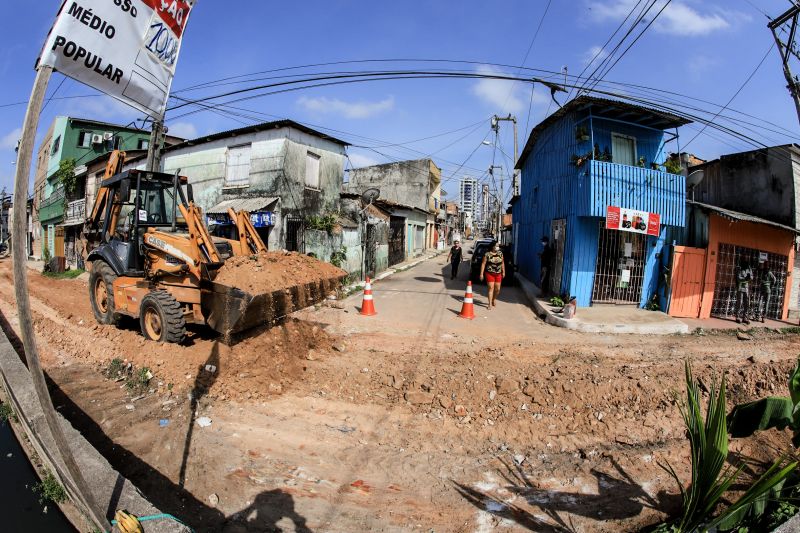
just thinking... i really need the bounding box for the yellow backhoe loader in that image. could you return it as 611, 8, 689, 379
85, 151, 344, 343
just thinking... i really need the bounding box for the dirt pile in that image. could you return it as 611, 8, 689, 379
214, 251, 346, 294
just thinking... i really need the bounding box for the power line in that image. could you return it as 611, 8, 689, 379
683, 41, 776, 150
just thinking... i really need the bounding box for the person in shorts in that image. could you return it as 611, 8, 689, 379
480, 241, 505, 310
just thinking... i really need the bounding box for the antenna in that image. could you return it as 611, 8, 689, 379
361, 187, 380, 205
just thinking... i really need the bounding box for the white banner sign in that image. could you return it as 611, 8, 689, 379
38, 0, 195, 118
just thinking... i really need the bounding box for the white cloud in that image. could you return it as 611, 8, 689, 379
687, 54, 718, 78
166, 121, 198, 140
472, 65, 526, 113
583, 45, 609, 66
296, 96, 395, 119
586, 0, 742, 36
0, 128, 21, 151
347, 152, 379, 169
64, 93, 139, 123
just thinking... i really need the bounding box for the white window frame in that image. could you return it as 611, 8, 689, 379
611, 132, 637, 166
224, 143, 252, 188
77, 131, 92, 148
305, 151, 321, 190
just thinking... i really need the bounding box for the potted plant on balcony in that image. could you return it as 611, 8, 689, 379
575, 125, 590, 142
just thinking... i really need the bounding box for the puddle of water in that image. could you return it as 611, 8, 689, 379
0, 420, 75, 532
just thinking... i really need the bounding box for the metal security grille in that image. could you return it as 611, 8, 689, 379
285, 216, 304, 252
710, 243, 787, 320
388, 216, 405, 266
592, 223, 647, 305
550, 219, 567, 295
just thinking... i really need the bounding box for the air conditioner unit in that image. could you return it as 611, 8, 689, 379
103, 132, 114, 141
91, 134, 103, 145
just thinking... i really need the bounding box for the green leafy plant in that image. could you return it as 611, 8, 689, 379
575, 125, 590, 141
549, 296, 565, 307
637, 156, 647, 168
570, 152, 592, 167
43, 268, 85, 280
330, 246, 347, 268
657, 362, 797, 532
54, 158, 78, 193
42, 243, 52, 265
105, 358, 125, 379
305, 213, 338, 234
728, 358, 800, 446
0, 402, 17, 423
665, 158, 683, 175
33, 471, 67, 505
125, 366, 153, 393
645, 294, 660, 311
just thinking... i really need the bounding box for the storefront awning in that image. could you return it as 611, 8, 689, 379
207, 197, 279, 215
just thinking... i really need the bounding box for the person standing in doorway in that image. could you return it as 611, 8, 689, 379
539, 236, 554, 294
736, 261, 754, 324
446, 240, 463, 280
480, 241, 505, 310
757, 261, 777, 322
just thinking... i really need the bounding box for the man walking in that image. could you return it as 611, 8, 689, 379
736, 261, 754, 324
447, 240, 463, 280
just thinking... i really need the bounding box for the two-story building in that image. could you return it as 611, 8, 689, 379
148, 120, 349, 255
347, 158, 442, 262
33, 117, 159, 260
515, 96, 690, 308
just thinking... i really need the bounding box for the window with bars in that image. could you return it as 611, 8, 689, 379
711, 243, 788, 320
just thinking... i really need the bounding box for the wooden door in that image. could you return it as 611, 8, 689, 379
54, 226, 65, 257
669, 246, 706, 318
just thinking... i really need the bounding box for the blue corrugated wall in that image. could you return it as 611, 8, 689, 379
517, 107, 686, 308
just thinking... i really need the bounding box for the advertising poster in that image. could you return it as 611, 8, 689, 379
606, 205, 660, 237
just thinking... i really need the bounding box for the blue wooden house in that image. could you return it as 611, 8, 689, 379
514, 96, 691, 308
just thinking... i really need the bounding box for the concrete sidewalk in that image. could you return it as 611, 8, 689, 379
517, 274, 690, 335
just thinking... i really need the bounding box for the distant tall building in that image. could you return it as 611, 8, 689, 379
459, 177, 477, 220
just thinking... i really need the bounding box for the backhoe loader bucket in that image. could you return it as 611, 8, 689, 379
201, 273, 345, 336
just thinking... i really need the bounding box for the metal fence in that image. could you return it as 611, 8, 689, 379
592, 223, 647, 305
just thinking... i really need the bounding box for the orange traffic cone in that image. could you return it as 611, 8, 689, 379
360, 277, 377, 316
458, 281, 475, 320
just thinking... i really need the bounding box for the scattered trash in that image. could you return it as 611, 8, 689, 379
489, 390, 497, 401
326, 424, 356, 434
130, 394, 146, 402
737, 331, 753, 341
159, 419, 169, 428
209, 493, 219, 507
513, 454, 526, 465
196, 416, 212, 428
204, 364, 217, 374
125, 404, 135, 411
6, 453, 12, 458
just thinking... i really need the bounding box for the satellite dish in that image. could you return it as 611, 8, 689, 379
686, 170, 705, 189
361, 188, 380, 205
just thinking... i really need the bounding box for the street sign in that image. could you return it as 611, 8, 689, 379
38, 0, 195, 118
606, 205, 660, 237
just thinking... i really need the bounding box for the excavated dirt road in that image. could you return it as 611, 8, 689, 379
0, 256, 798, 532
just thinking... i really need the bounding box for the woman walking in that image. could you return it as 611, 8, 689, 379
480, 241, 505, 310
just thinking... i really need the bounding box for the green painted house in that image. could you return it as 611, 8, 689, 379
34, 117, 154, 260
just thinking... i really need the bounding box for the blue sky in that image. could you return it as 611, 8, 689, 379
1, 0, 798, 200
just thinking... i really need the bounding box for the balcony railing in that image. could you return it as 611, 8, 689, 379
588, 160, 685, 226
64, 198, 86, 226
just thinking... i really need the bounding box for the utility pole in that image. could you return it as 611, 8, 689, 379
491, 115, 520, 196
0, 187, 6, 244
145, 120, 165, 172
489, 165, 503, 238
769, 4, 800, 125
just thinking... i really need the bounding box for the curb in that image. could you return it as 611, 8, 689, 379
516, 274, 689, 335
341, 251, 443, 293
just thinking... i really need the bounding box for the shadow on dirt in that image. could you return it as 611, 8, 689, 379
0, 308, 313, 532
454, 457, 680, 532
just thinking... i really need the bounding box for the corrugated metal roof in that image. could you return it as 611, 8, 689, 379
688, 201, 800, 234
517, 95, 692, 169
207, 196, 278, 214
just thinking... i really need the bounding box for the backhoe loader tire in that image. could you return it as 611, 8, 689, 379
139, 290, 186, 344
89, 260, 119, 326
